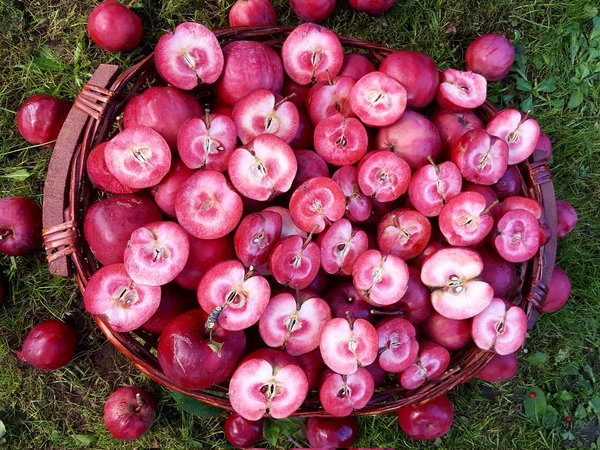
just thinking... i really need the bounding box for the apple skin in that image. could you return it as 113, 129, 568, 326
465, 34, 515, 82
16, 320, 77, 371
476, 352, 518, 382
290, 0, 336, 23
16, 94, 70, 146
0, 197, 42, 256
379, 50, 439, 108
397, 395, 453, 440
556, 199, 577, 238
348, 0, 395, 15
229, 0, 276, 27
541, 266, 571, 313
305, 417, 359, 448
87, 142, 137, 194
224, 412, 264, 447
87, 0, 143, 53
103, 386, 156, 441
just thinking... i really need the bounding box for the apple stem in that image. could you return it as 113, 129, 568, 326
370, 309, 404, 316
275, 92, 296, 109
481, 199, 500, 216
203, 108, 212, 128
325, 69, 333, 85
244, 265, 255, 280
302, 224, 319, 249
205, 306, 223, 332
345, 311, 355, 329
427, 155, 437, 168
127, 0, 138, 9
133, 392, 144, 413
0, 228, 12, 240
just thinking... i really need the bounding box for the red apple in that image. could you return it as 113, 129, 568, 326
16, 320, 77, 371
556, 199, 577, 238
16, 94, 70, 146
0, 197, 42, 256
466, 34, 515, 82
103, 387, 156, 441
87, 0, 143, 53
290, 0, 336, 23
397, 395, 453, 440
229, 0, 276, 27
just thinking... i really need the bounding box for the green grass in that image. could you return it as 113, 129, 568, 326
1, 0, 599, 448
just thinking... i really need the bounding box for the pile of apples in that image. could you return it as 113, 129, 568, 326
4, 1, 580, 446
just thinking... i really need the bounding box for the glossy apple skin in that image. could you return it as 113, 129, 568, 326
290, 0, 336, 23
326, 282, 374, 323
466, 34, 515, 82
224, 412, 264, 447
376, 110, 442, 170
216, 40, 284, 105
157, 308, 246, 390
556, 199, 577, 238
348, 0, 395, 14
83, 194, 162, 266
397, 395, 454, 440
229, 0, 276, 27
0, 197, 42, 256
379, 51, 439, 108
103, 387, 156, 441
339, 53, 376, 80
541, 266, 571, 313
87, 142, 137, 194
141, 284, 195, 334
476, 352, 518, 382
421, 311, 471, 350
150, 158, 195, 217
16, 94, 70, 146
16, 320, 77, 370
124, 86, 202, 149
430, 110, 484, 153
493, 164, 521, 200
305, 417, 359, 448
87, 0, 143, 53
478, 247, 517, 299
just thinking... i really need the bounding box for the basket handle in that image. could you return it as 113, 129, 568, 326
42, 64, 121, 277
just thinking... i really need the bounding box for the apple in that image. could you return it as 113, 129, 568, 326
493, 164, 521, 199
421, 311, 471, 350
314, 114, 368, 166
103, 387, 156, 441
541, 266, 571, 313
332, 165, 373, 222
290, 0, 336, 23
0, 197, 42, 256
379, 50, 439, 108
229, 0, 276, 27
141, 284, 195, 334
408, 159, 462, 217
87, 142, 137, 194
465, 34, 515, 82
268, 234, 321, 289
228, 348, 309, 420
16, 320, 77, 370
493, 209, 540, 263
326, 282, 374, 323
87, 0, 143, 53
175, 170, 243, 240
471, 298, 527, 355
451, 128, 509, 185
430, 110, 484, 152
486, 109, 540, 165
155, 22, 224, 90
319, 218, 368, 275
338, 53, 376, 80
399, 340, 450, 390
477, 247, 517, 299
104, 125, 171, 189
197, 260, 270, 331
348, 0, 395, 15
352, 249, 409, 306
319, 368, 374, 416
289, 177, 346, 234
421, 248, 493, 320
349, 71, 407, 127
436, 69, 487, 112
83, 263, 161, 332
376, 110, 442, 170
377, 208, 432, 260
556, 199, 577, 238
16, 94, 70, 146
150, 158, 195, 217
281, 23, 344, 85
224, 412, 264, 448
397, 395, 453, 440
157, 308, 246, 389
476, 352, 518, 382
357, 150, 411, 202
124, 86, 202, 149
376, 317, 418, 372
438, 191, 495, 247
177, 114, 237, 171
292, 150, 329, 191
216, 40, 284, 105
234, 211, 282, 268
307, 76, 356, 125
305, 417, 359, 448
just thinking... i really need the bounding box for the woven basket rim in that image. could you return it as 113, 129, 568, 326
42, 25, 558, 417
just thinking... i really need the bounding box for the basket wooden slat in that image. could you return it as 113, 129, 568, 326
42, 26, 557, 416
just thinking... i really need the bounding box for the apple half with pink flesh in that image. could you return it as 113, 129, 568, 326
197, 260, 270, 331
421, 248, 494, 320
438, 191, 495, 247
332, 165, 373, 222
268, 234, 320, 289
229, 348, 308, 420
105, 125, 171, 189
177, 114, 237, 171
232, 89, 299, 144
493, 209, 540, 263
352, 249, 409, 307
319, 368, 374, 416
123, 221, 190, 287
228, 134, 298, 201
83, 263, 161, 332
471, 298, 527, 355
234, 211, 282, 268
357, 150, 411, 202
349, 71, 407, 127
486, 108, 540, 165
408, 159, 462, 217
319, 218, 369, 275
259, 292, 331, 356
399, 341, 451, 390
451, 128, 509, 185
87, 142, 136, 194
263, 206, 308, 238
376, 317, 419, 372
377, 208, 432, 260
319, 316, 378, 375
175, 170, 243, 240
307, 76, 356, 125
436, 69, 487, 112
289, 177, 346, 233
314, 113, 368, 166
155, 22, 224, 90
281, 23, 344, 85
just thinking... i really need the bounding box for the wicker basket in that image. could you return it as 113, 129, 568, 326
41, 25, 558, 417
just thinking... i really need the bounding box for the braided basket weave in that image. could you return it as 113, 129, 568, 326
42, 26, 558, 417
